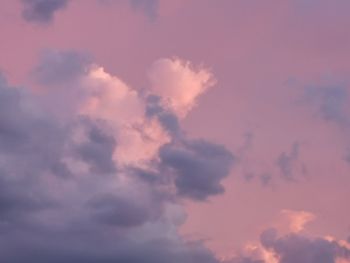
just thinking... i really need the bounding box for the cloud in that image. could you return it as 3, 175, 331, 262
130, 0, 159, 19
0, 51, 232, 262
0, 176, 54, 223
148, 58, 216, 118
73, 118, 117, 174
230, 229, 350, 263
301, 81, 350, 165
35, 50, 91, 85
276, 142, 305, 181
0, 237, 219, 263
87, 193, 154, 227
280, 210, 315, 233
229, 257, 266, 263
145, 94, 182, 137
21, 0, 69, 24
19, 0, 158, 25
260, 228, 350, 263
99, 0, 159, 19
160, 139, 234, 201
303, 84, 349, 126
226, 210, 350, 263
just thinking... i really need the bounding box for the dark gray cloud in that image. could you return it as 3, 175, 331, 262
260, 228, 350, 263
21, 0, 69, 23
160, 139, 234, 201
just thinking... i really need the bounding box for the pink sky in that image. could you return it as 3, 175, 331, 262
1, 1, 350, 262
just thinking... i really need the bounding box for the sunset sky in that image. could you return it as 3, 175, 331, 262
1, 1, 350, 262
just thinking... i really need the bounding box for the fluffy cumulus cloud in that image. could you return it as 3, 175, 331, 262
21, 0, 69, 23
0, 50, 233, 262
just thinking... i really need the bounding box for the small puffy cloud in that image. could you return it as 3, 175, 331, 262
21, 0, 69, 24
79, 66, 144, 125
280, 210, 315, 233
148, 58, 216, 117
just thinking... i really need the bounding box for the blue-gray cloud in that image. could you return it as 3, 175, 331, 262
21, 0, 69, 23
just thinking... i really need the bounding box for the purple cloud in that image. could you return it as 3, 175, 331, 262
21, 0, 69, 23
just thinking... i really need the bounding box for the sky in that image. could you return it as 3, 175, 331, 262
0, 0, 350, 262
